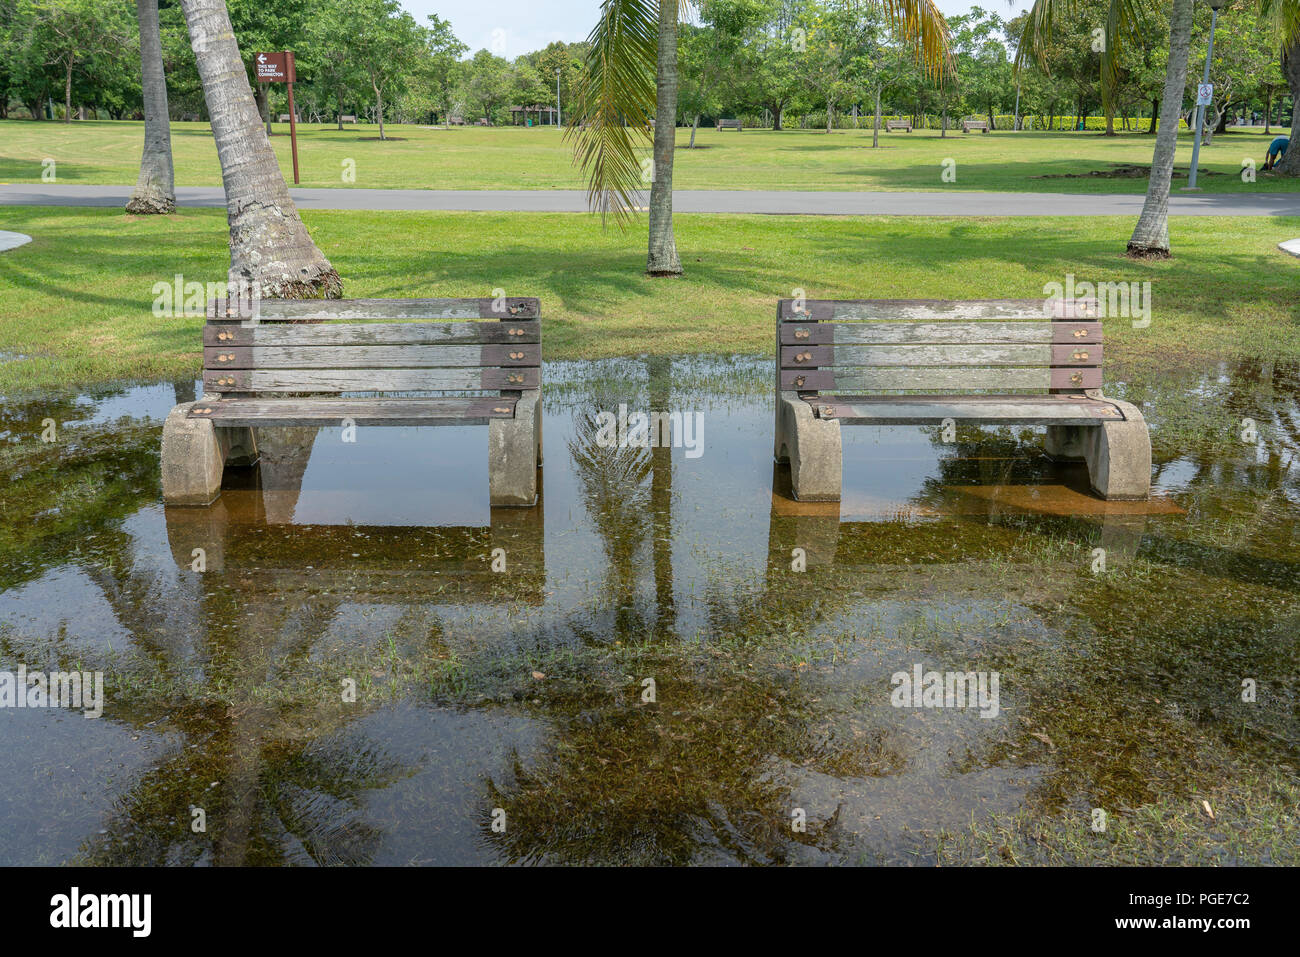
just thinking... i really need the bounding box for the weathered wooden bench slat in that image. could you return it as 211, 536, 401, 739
206, 297, 540, 320
204, 343, 541, 369
809, 395, 1125, 426
186, 396, 517, 427
203, 367, 540, 392
780, 298, 1097, 320
780, 321, 1103, 345
781, 367, 1103, 392
781, 344, 1102, 368
204, 321, 539, 347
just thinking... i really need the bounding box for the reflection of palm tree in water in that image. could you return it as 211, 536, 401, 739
567, 382, 654, 640
70, 530, 411, 865
566, 357, 677, 642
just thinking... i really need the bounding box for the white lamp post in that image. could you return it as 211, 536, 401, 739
1184, 0, 1228, 191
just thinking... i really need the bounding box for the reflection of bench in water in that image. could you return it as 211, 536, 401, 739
765, 465, 1151, 576
164, 489, 545, 605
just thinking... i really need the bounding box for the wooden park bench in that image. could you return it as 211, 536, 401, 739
161, 297, 543, 508
886, 119, 912, 132
962, 119, 990, 133
339, 114, 357, 123
773, 298, 1151, 502
716, 118, 742, 131
277, 113, 301, 123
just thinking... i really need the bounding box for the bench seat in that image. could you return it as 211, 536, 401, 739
804, 393, 1126, 426
187, 396, 519, 427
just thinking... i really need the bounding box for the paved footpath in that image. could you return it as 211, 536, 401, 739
2, 184, 1298, 216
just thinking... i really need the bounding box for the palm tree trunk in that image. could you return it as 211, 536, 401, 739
689, 113, 699, 148
179, 0, 340, 298
126, 0, 176, 214
64, 58, 73, 123
1127, 0, 1194, 258
374, 80, 386, 140
646, 0, 682, 276
1273, 40, 1300, 175
872, 85, 881, 148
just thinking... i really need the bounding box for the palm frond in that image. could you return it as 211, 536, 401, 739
878, 0, 955, 81
1260, 0, 1300, 45
565, 0, 659, 226
1014, 0, 1068, 75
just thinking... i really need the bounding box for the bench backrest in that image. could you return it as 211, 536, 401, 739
777, 298, 1102, 397
204, 297, 540, 398
887, 119, 911, 129
717, 119, 741, 129
963, 120, 988, 130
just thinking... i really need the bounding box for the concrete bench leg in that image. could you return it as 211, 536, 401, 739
777, 392, 841, 501
1082, 400, 1151, 500
1044, 425, 1087, 462
161, 402, 256, 505
490, 392, 540, 506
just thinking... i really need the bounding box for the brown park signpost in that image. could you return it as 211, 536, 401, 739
255, 51, 300, 184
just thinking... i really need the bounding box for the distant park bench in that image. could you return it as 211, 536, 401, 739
339, 114, 357, 123
162, 297, 543, 508
773, 298, 1151, 502
962, 119, 990, 133
277, 114, 301, 123
886, 119, 912, 132
448, 115, 465, 125
180, 112, 200, 122
716, 118, 742, 131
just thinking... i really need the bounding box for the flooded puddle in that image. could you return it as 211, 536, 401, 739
0, 356, 1296, 865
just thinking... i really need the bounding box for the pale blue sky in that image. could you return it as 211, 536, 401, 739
402, 1, 1034, 59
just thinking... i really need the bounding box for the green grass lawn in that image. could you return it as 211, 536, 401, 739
2, 119, 1297, 193
1, 205, 1297, 393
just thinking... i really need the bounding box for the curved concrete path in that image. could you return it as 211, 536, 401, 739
2, 184, 1298, 217
0, 230, 32, 251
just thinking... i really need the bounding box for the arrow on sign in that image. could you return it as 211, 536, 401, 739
258, 53, 267, 63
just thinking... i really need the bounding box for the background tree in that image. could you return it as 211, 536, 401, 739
32, 0, 129, 122
126, 0, 175, 213
179, 0, 340, 298
337, 0, 425, 139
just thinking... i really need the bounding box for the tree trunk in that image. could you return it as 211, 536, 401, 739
1127, 0, 1194, 257
826, 98, 833, 133
872, 85, 881, 148
1147, 97, 1159, 133
1274, 40, 1300, 175
126, 0, 176, 214
374, 81, 385, 140
64, 58, 73, 123
180, 0, 341, 298
255, 82, 271, 135
1264, 90, 1271, 134
771, 103, 783, 131
941, 105, 947, 138
646, 0, 682, 276
336, 87, 344, 130
689, 112, 699, 148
